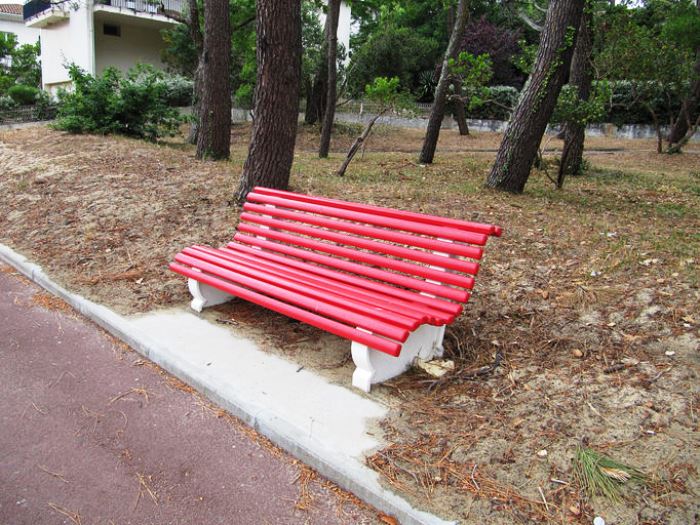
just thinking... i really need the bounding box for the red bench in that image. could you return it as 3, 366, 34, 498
169, 187, 502, 392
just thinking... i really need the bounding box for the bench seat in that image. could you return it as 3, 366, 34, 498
170, 187, 502, 391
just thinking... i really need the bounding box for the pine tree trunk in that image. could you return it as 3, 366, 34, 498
668, 55, 700, 146
559, 7, 593, 181
487, 0, 585, 193
319, 0, 341, 158
195, 0, 231, 160
668, 0, 700, 147
236, 0, 301, 201
452, 79, 469, 135
187, 0, 203, 145
304, 14, 329, 125
419, 0, 469, 164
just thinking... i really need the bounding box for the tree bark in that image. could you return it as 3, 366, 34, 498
319, 0, 341, 158
187, 0, 204, 145
304, 14, 329, 125
236, 0, 301, 201
668, 0, 700, 147
419, 0, 469, 164
451, 79, 469, 135
195, 0, 231, 160
668, 54, 700, 146
558, 6, 593, 184
487, 0, 585, 193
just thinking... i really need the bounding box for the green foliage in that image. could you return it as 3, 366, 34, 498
7, 84, 39, 105
468, 85, 519, 120
0, 95, 17, 111
551, 81, 611, 126
161, 24, 198, 77
574, 445, 647, 503
0, 36, 41, 96
364, 76, 401, 105
54, 64, 183, 141
161, 74, 194, 106
448, 52, 493, 112
348, 25, 440, 97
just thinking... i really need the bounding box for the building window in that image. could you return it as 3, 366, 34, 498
103, 24, 121, 37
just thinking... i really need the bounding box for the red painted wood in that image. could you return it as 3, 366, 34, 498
174, 253, 410, 342
246, 192, 490, 246
236, 224, 476, 290
240, 212, 480, 275
169, 262, 402, 356
188, 245, 440, 325
243, 203, 484, 260
234, 233, 471, 302
226, 243, 463, 317
181, 246, 423, 330
253, 186, 503, 237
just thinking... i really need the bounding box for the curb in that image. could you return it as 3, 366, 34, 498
0, 243, 456, 525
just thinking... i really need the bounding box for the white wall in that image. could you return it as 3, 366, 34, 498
40, 7, 95, 91
0, 17, 40, 46
94, 20, 167, 75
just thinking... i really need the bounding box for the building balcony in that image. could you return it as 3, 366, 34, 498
23, 0, 182, 28
23, 0, 69, 27
94, 0, 183, 24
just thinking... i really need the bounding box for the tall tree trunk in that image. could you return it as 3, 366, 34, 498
487, 0, 585, 193
195, 0, 231, 160
668, 55, 700, 146
419, 0, 469, 164
558, 6, 593, 183
187, 0, 204, 145
236, 0, 301, 201
452, 79, 469, 135
304, 14, 329, 125
319, 0, 341, 158
668, 0, 700, 146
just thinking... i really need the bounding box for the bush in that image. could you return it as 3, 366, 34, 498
54, 63, 184, 140
468, 85, 519, 121
7, 84, 39, 105
348, 25, 440, 98
162, 74, 193, 106
0, 95, 17, 111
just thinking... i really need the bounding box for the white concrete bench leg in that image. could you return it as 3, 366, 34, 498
351, 324, 446, 392
188, 278, 233, 312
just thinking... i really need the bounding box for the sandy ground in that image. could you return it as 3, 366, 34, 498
1, 123, 698, 524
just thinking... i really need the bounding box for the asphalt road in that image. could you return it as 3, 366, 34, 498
0, 265, 379, 525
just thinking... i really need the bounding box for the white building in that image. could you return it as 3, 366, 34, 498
22, 0, 182, 94
0, 2, 39, 46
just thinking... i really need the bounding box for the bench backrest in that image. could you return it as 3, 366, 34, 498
231, 187, 501, 311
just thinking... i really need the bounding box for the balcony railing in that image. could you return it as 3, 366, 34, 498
95, 0, 183, 19
23, 0, 58, 21
23, 0, 183, 21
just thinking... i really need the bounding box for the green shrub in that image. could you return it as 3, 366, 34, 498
468, 85, 519, 121
7, 84, 39, 105
0, 95, 17, 111
162, 74, 193, 106
54, 63, 184, 140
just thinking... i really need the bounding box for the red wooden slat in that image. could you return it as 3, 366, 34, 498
246, 192, 489, 246
226, 243, 463, 318
188, 245, 438, 325
182, 246, 423, 330
253, 186, 503, 237
240, 212, 480, 275
234, 233, 471, 302
237, 224, 476, 290
243, 203, 484, 260
169, 262, 402, 356
175, 253, 410, 342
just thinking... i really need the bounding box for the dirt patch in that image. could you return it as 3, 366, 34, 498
1, 124, 699, 524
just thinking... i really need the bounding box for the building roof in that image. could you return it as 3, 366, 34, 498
0, 4, 22, 15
